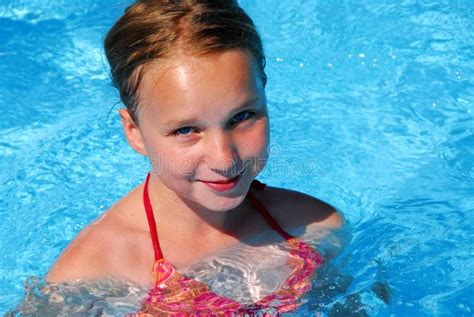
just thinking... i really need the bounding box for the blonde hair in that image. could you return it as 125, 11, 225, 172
104, 0, 266, 124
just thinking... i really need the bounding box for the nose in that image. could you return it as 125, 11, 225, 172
204, 130, 238, 175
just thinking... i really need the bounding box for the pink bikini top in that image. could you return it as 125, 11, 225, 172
132, 173, 322, 316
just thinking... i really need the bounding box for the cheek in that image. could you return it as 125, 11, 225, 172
239, 119, 269, 163
149, 145, 198, 179
256, 118, 270, 154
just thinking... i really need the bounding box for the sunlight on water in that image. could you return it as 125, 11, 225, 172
1, 0, 473, 315
7, 229, 345, 316
7, 278, 145, 316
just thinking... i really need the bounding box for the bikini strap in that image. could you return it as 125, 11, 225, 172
143, 172, 163, 261
251, 179, 267, 190
248, 180, 295, 241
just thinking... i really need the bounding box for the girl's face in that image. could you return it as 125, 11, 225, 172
124, 50, 269, 212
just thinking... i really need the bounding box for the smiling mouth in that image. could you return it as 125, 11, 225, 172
199, 175, 242, 192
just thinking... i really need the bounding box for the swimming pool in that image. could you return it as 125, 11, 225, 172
1, 0, 473, 315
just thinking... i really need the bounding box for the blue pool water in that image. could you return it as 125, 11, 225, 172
1, 0, 473, 315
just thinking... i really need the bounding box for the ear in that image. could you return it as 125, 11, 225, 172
119, 108, 149, 156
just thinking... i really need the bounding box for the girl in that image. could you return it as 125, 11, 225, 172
47, 0, 342, 314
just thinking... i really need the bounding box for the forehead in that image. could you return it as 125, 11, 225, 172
136, 50, 264, 121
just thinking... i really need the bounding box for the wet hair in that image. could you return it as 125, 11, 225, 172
104, 0, 266, 125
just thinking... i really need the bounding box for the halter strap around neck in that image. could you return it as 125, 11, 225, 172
143, 173, 294, 261
143, 173, 162, 260
247, 190, 295, 241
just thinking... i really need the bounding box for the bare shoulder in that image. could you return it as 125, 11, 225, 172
251, 183, 343, 234
45, 210, 124, 283
46, 184, 152, 285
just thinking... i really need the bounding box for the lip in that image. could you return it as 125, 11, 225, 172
199, 175, 241, 192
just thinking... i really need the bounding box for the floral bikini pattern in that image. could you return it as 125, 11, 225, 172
130, 174, 323, 316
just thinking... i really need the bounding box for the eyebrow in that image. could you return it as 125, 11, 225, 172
162, 97, 261, 129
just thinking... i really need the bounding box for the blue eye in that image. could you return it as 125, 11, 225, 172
173, 127, 194, 136
231, 111, 254, 125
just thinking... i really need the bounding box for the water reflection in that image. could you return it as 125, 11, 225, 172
8, 227, 353, 316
